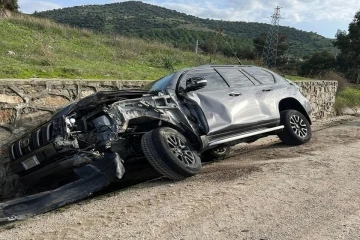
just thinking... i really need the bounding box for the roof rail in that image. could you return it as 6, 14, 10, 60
197, 65, 253, 68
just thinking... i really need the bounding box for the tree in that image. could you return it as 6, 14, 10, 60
0, 0, 18, 11
252, 33, 289, 65
334, 11, 360, 83
299, 50, 336, 76
252, 33, 267, 58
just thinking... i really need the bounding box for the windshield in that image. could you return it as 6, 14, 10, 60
143, 73, 174, 93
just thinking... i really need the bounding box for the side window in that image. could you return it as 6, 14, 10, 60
179, 69, 228, 92
242, 67, 276, 84
216, 68, 255, 87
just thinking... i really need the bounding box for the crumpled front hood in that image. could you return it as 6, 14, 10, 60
51, 90, 149, 119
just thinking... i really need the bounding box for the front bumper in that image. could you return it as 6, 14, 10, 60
0, 152, 124, 222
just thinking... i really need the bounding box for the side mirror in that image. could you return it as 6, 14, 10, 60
185, 77, 207, 92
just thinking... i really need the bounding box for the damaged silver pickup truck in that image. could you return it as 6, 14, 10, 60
0, 65, 312, 221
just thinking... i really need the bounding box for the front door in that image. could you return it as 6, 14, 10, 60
179, 68, 262, 136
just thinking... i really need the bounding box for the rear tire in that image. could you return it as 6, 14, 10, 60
141, 127, 201, 180
277, 110, 312, 145
202, 146, 231, 162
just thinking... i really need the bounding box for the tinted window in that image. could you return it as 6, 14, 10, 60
179, 69, 228, 92
242, 67, 275, 84
143, 73, 174, 93
216, 68, 254, 87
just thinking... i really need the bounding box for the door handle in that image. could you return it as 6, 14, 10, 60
262, 88, 273, 92
229, 92, 242, 96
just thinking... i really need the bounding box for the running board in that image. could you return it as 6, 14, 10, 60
208, 126, 284, 147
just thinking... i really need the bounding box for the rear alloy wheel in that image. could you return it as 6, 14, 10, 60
290, 115, 308, 138
141, 127, 201, 180
277, 110, 312, 145
202, 146, 232, 162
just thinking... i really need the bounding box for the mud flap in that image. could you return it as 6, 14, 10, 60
0, 152, 124, 222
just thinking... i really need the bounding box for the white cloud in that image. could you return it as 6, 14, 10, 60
144, 0, 269, 22
138, 0, 360, 36
143, 0, 360, 24
19, 0, 62, 13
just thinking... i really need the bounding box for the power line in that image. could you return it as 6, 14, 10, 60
261, 6, 283, 68
209, 27, 223, 63
220, 34, 242, 65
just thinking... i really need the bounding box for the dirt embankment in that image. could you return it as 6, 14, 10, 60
0, 116, 359, 240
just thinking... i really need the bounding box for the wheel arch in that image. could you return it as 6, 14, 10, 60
278, 98, 312, 124
128, 117, 203, 150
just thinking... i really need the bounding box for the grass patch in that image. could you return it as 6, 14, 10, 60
335, 87, 360, 115
284, 75, 312, 81
0, 14, 238, 80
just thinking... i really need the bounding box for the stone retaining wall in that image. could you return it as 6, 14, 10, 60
0, 79, 338, 199
296, 80, 338, 119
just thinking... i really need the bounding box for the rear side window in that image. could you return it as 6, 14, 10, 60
242, 67, 275, 84
179, 69, 228, 92
216, 68, 254, 87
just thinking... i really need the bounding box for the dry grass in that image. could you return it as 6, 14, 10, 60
0, 14, 238, 79
313, 70, 349, 93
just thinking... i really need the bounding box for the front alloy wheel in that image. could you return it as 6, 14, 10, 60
141, 127, 202, 180
167, 134, 197, 167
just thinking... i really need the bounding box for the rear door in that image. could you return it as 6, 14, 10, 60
241, 67, 282, 121
216, 68, 276, 127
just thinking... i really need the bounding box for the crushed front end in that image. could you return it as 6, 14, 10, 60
1, 90, 199, 221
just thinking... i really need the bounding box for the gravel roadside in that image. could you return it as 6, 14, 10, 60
0, 115, 359, 240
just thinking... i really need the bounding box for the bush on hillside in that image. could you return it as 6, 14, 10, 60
0, 0, 18, 11
299, 50, 337, 77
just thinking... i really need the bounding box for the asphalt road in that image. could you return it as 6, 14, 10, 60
0, 117, 359, 240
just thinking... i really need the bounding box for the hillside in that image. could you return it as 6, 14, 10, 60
0, 14, 236, 79
33, 1, 335, 58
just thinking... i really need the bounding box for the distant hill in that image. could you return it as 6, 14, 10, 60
33, 1, 335, 58
0, 14, 235, 79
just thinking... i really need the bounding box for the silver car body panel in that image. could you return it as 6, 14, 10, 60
168, 66, 312, 136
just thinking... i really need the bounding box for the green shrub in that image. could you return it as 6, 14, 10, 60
160, 55, 179, 70
335, 87, 360, 114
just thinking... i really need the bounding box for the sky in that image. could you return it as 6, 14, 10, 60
18, 0, 360, 38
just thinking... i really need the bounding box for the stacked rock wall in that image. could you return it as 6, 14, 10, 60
296, 80, 338, 119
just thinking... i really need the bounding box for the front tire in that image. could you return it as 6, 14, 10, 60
277, 110, 312, 145
141, 127, 201, 180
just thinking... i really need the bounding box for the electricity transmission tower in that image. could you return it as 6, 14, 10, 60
261, 6, 282, 68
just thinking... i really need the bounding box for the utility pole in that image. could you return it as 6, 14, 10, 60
261, 6, 283, 68
195, 40, 199, 54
